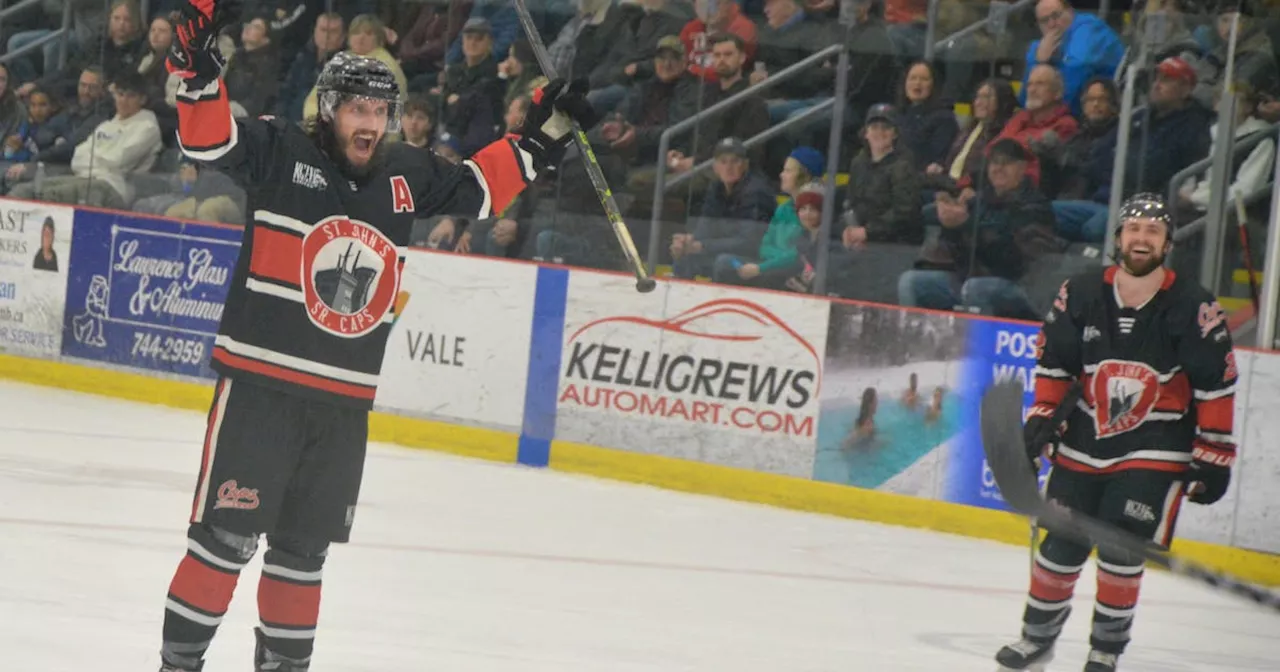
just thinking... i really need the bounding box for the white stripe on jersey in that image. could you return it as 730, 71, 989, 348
245, 277, 305, 302
214, 334, 380, 387
1083, 362, 1182, 382
1193, 387, 1235, 401
463, 159, 494, 220
178, 110, 238, 162
255, 209, 312, 235
1056, 445, 1193, 469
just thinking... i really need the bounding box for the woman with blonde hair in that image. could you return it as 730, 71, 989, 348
302, 14, 409, 123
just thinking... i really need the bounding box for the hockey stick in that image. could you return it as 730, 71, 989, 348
509, 0, 657, 294
980, 380, 1280, 613
1025, 381, 1084, 570
1233, 194, 1260, 314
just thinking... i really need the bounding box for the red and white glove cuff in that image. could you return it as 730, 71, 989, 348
1192, 440, 1236, 468
1025, 404, 1056, 421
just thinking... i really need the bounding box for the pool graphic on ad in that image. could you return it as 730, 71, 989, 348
813, 303, 969, 496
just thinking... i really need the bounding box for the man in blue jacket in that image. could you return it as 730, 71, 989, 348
671, 137, 777, 279
1024, 0, 1125, 115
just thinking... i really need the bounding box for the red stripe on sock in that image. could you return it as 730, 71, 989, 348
1097, 568, 1143, 608
1029, 564, 1080, 602
168, 554, 240, 615
258, 574, 322, 627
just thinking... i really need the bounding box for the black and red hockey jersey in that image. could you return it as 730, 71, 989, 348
175, 78, 535, 409
1030, 266, 1237, 475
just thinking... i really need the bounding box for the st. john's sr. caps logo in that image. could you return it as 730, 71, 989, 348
300, 216, 400, 338
1089, 359, 1160, 438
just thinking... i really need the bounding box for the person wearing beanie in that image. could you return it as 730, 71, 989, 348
786, 182, 855, 295
711, 145, 822, 287
788, 146, 826, 182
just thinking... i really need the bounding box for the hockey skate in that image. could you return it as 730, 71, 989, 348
254, 628, 311, 672
995, 638, 1055, 671
1083, 649, 1119, 671
158, 650, 204, 671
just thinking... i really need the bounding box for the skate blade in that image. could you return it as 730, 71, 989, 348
996, 661, 1052, 672
996, 653, 1054, 672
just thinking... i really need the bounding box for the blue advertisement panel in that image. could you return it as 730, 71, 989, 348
61, 210, 241, 378
944, 318, 1046, 510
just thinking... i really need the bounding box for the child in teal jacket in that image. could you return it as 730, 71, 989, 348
711, 146, 824, 287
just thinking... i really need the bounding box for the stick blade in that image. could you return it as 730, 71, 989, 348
979, 380, 1042, 514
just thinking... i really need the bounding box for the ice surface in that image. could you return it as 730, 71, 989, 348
0, 380, 1275, 671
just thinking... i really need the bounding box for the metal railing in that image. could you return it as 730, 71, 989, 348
1169, 122, 1280, 244
0, 0, 72, 74
1255, 173, 1280, 349
928, 0, 1034, 60
660, 99, 836, 193
646, 42, 843, 274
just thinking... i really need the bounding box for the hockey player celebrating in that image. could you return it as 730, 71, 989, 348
995, 193, 1237, 672
156, 1, 597, 670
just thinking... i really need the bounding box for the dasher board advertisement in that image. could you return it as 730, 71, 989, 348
374, 251, 535, 432
0, 199, 75, 358
556, 273, 828, 478
60, 211, 241, 378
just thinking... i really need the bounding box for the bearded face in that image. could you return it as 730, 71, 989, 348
1116, 217, 1170, 277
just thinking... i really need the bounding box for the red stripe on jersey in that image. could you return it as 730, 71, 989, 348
1103, 266, 1176, 290
470, 138, 528, 215
1096, 567, 1143, 608
1153, 372, 1192, 414
211, 346, 376, 400
177, 81, 233, 150
1195, 394, 1234, 437
1053, 454, 1190, 475
249, 226, 302, 287
1029, 564, 1080, 602
1034, 376, 1073, 408
258, 574, 321, 628
168, 553, 240, 616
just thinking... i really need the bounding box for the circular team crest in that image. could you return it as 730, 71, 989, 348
1090, 359, 1160, 438
300, 216, 399, 338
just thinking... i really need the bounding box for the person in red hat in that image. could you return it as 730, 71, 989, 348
1118, 56, 1212, 193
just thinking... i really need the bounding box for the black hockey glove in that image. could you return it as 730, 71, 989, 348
1023, 405, 1062, 470
1187, 439, 1234, 505
516, 78, 600, 170
166, 0, 240, 88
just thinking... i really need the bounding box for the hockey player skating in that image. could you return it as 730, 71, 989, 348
995, 193, 1237, 672
156, 0, 596, 670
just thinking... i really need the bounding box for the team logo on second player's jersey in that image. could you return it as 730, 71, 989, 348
301, 216, 400, 338
1090, 359, 1160, 438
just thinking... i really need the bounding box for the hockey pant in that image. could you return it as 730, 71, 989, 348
162, 378, 367, 665
1020, 466, 1185, 655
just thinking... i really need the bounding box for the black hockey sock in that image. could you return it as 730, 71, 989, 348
163, 524, 254, 662
1090, 556, 1145, 654
1021, 535, 1089, 642
256, 542, 326, 661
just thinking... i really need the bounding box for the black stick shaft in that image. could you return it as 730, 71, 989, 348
508, 0, 655, 292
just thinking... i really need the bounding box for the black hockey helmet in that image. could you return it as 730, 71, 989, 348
315, 52, 402, 133
1115, 192, 1175, 237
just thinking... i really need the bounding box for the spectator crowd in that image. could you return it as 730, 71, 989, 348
0, 0, 1277, 319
